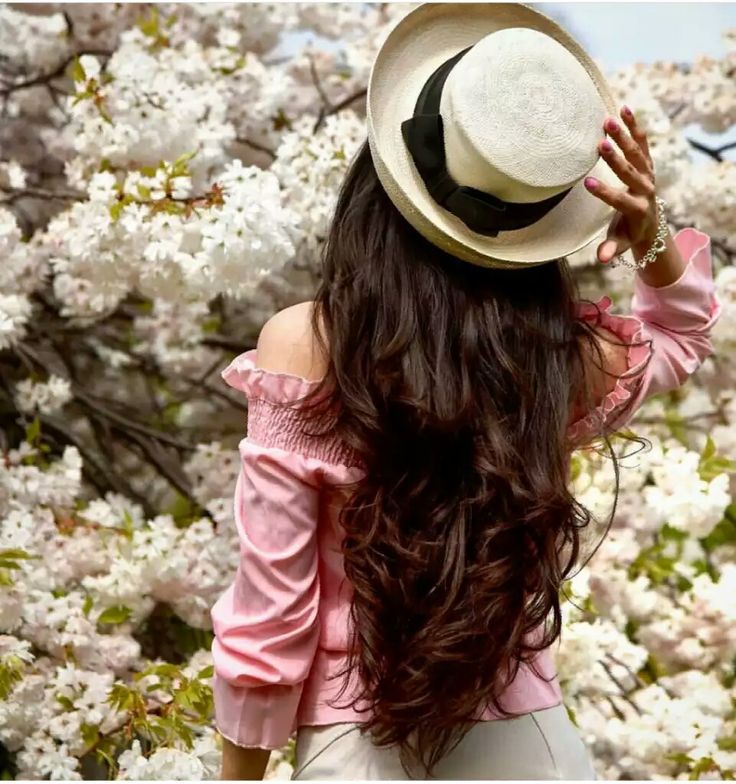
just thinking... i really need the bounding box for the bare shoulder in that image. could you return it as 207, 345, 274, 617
255, 301, 329, 381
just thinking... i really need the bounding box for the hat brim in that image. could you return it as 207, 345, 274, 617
367, 2, 621, 267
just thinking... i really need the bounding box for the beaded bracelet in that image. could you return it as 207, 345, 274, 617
611, 196, 669, 271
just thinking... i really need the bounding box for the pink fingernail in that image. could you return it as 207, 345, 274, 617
584, 176, 598, 189
601, 139, 613, 152
606, 118, 619, 132
623, 105, 633, 117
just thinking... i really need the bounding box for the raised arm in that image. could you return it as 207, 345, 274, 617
569, 105, 721, 443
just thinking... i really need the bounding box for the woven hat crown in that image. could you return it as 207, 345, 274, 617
440, 27, 606, 203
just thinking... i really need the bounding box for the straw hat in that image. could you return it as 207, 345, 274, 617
366, 3, 619, 268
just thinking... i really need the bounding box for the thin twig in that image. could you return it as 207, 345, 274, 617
328, 87, 367, 116
308, 52, 334, 133
235, 137, 276, 160
40, 414, 156, 517
600, 660, 642, 715
605, 653, 647, 691
0, 49, 111, 97
117, 425, 194, 502
0, 186, 85, 205
73, 389, 196, 451
686, 136, 736, 162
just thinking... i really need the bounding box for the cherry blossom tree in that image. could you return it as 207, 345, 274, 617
1, 4, 735, 779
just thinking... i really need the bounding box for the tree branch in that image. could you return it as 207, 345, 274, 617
686, 136, 736, 163
328, 87, 367, 117
235, 137, 276, 161
40, 414, 157, 517
0, 49, 112, 97
0, 186, 85, 205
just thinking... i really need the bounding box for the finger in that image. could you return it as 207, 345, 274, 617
584, 175, 648, 218
598, 137, 656, 197
603, 116, 651, 178
597, 213, 629, 264
597, 234, 629, 265
620, 105, 653, 167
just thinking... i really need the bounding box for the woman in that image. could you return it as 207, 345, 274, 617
210, 4, 720, 780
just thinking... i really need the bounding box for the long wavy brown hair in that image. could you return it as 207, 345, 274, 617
283, 140, 648, 777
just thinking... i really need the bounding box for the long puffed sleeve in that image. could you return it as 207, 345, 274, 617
569, 227, 721, 443
210, 352, 333, 750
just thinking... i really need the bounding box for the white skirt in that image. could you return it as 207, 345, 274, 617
292, 704, 597, 780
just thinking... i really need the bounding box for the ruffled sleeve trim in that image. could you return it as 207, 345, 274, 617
221, 348, 330, 406
221, 349, 363, 468
568, 296, 652, 444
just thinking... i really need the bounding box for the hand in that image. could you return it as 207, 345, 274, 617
583, 105, 659, 264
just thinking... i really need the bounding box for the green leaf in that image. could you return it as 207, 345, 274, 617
163, 200, 185, 215
272, 108, 291, 131
197, 664, 214, 680
701, 512, 736, 552
0, 549, 36, 560
80, 722, 99, 749
138, 7, 160, 38
691, 558, 720, 581
689, 756, 718, 779
56, 693, 75, 711
69, 55, 86, 83
169, 149, 197, 179
147, 717, 170, 743
121, 510, 135, 541
97, 605, 132, 625
698, 436, 736, 481
624, 618, 639, 640
701, 435, 717, 462
71, 89, 94, 106
675, 574, 693, 592
107, 682, 135, 712
98, 104, 113, 125
660, 523, 688, 543
666, 752, 694, 766
0, 654, 28, 699
25, 416, 41, 445
145, 662, 180, 678
82, 594, 94, 617
109, 202, 124, 222
638, 653, 667, 684
137, 184, 152, 200
95, 747, 116, 776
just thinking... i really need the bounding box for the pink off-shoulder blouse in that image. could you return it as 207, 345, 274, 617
210, 227, 720, 750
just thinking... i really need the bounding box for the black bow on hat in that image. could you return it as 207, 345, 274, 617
400, 45, 574, 237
